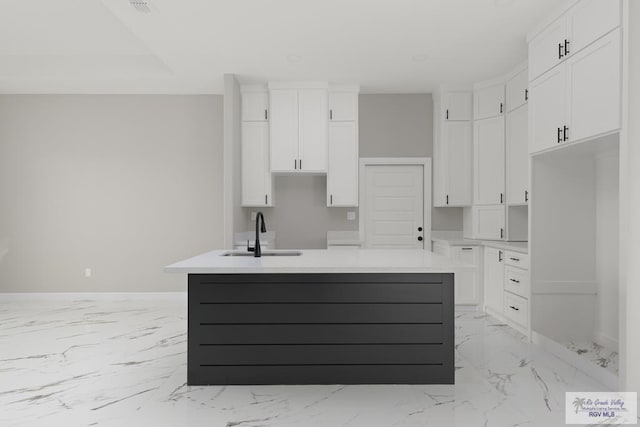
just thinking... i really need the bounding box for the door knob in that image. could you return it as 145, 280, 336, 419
418, 227, 423, 232
417, 236, 423, 241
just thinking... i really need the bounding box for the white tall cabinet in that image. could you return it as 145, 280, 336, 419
433, 89, 473, 207
327, 87, 359, 207
241, 86, 272, 207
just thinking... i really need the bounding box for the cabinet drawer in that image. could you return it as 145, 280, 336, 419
504, 266, 530, 298
503, 291, 528, 329
504, 251, 529, 270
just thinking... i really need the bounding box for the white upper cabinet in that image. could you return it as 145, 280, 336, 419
241, 122, 272, 207
528, 64, 566, 154
241, 91, 269, 121
443, 121, 473, 206
465, 205, 506, 240
506, 68, 528, 113
442, 92, 473, 121
528, 0, 620, 80
567, 0, 621, 55
329, 91, 358, 121
474, 116, 505, 206
474, 84, 505, 120
298, 89, 328, 172
529, 16, 568, 81
269, 86, 328, 173
565, 28, 621, 143
327, 122, 358, 206
506, 105, 529, 205
269, 89, 299, 172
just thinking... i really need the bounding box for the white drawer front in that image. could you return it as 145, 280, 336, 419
504, 266, 530, 298
504, 291, 529, 329
504, 251, 529, 270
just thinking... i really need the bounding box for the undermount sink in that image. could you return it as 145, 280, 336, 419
221, 251, 302, 257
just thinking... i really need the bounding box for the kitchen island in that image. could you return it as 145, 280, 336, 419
165, 249, 471, 385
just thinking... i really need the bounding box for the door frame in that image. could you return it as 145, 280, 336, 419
359, 157, 432, 249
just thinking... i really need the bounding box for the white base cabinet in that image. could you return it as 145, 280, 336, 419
483, 246, 504, 315
432, 241, 482, 305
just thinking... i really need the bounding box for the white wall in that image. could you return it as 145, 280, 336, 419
223, 74, 243, 249
594, 150, 619, 349
620, 0, 640, 393
0, 95, 224, 292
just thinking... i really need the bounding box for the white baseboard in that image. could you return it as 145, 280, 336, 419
532, 331, 619, 391
0, 292, 187, 301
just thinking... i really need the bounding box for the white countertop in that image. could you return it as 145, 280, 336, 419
326, 230, 362, 246
431, 231, 528, 253
165, 249, 474, 274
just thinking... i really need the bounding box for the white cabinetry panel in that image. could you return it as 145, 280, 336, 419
529, 65, 566, 154
567, 0, 621, 54
298, 89, 328, 172
442, 92, 473, 121
506, 68, 528, 113
474, 84, 505, 120
507, 105, 529, 205
529, 16, 567, 80
474, 116, 505, 205
270, 89, 299, 172
241, 122, 272, 207
565, 28, 621, 143
327, 122, 358, 206
242, 92, 269, 122
484, 246, 504, 314
329, 92, 358, 121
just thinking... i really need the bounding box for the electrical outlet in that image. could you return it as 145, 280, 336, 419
85, 268, 91, 278
250, 211, 257, 221
347, 211, 356, 221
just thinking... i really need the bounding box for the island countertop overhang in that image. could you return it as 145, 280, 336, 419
164, 248, 473, 274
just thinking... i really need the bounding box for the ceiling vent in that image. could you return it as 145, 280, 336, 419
129, 0, 152, 13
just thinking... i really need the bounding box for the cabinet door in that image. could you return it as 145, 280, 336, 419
529, 64, 566, 154
474, 116, 505, 205
444, 121, 472, 206
506, 105, 529, 205
565, 28, 621, 143
242, 92, 269, 122
270, 89, 299, 172
241, 122, 272, 206
442, 92, 473, 121
298, 89, 328, 172
567, 0, 620, 54
329, 92, 358, 121
483, 247, 504, 314
327, 122, 358, 207
451, 246, 481, 305
529, 15, 567, 80
506, 68, 528, 113
473, 206, 505, 240
474, 84, 505, 120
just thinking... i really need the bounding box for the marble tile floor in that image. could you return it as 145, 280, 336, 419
562, 340, 619, 375
0, 298, 614, 427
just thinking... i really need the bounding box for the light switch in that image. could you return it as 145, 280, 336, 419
250, 211, 257, 221
347, 211, 356, 221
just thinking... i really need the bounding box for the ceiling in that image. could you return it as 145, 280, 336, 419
0, 0, 559, 94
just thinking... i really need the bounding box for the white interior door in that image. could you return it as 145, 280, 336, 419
364, 165, 424, 248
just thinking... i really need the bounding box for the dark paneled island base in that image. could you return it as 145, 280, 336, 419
188, 273, 454, 385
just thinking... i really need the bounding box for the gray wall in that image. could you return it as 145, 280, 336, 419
0, 95, 224, 292
244, 94, 461, 249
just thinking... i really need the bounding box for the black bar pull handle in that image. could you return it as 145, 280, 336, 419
510, 257, 520, 262
509, 278, 521, 284
525, 88, 528, 101
564, 39, 570, 56
557, 127, 563, 143
498, 250, 503, 262
509, 305, 520, 311
500, 228, 504, 239
563, 126, 569, 141
265, 194, 268, 205
446, 109, 449, 120
461, 247, 473, 251
330, 194, 333, 205
265, 109, 268, 120
446, 195, 449, 205
525, 190, 529, 203
559, 43, 564, 59
294, 159, 297, 170
500, 193, 503, 204
330, 109, 333, 120
299, 159, 302, 169
500, 103, 503, 114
